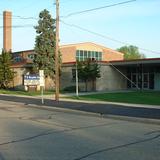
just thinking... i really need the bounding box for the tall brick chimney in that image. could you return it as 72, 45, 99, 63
3, 11, 12, 52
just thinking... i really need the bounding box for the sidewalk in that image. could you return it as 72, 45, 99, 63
37, 93, 160, 110
1, 92, 159, 110
0, 93, 160, 121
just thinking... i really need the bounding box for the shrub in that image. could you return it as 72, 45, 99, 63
63, 86, 79, 92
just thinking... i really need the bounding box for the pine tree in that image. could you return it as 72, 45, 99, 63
34, 9, 56, 79
0, 50, 14, 89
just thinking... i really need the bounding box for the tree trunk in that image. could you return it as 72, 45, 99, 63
91, 79, 96, 91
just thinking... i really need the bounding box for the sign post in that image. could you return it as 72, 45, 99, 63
76, 61, 79, 98
39, 70, 44, 104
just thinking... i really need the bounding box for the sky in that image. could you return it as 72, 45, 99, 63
0, 0, 160, 58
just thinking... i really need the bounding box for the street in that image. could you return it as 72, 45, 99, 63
0, 100, 160, 160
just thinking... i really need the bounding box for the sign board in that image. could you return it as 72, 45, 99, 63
39, 70, 45, 87
24, 75, 40, 86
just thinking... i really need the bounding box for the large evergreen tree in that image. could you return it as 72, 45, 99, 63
0, 50, 14, 89
77, 59, 101, 91
117, 45, 145, 60
34, 9, 56, 79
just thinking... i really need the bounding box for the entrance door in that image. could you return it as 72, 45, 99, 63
131, 73, 138, 88
143, 73, 149, 89
131, 73, 149, 89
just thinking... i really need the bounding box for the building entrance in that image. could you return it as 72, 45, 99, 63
131, 73, 149, 89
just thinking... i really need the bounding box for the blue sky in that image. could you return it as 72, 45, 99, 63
0, 0, 160, 57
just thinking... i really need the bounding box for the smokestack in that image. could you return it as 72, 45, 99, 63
3, 11, 12, 52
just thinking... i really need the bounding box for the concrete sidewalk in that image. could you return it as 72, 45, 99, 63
37, 93, 160, 110
1, 92, 159, 110
0, 93, 160, 121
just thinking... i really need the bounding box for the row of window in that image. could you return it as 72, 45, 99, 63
13, 54, 35, 62
13, 50, 103, 62
76, 50, 102, 61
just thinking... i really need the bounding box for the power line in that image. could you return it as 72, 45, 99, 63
0, 25, 34, 28
0, 14, 38, 20
60, 20, 160, 55
61, 0, 136, 18
0, 0, 136, 20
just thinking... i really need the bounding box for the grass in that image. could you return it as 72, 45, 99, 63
0, 89, 54, 96
71, 91, 160, 106
1, 89, 160, 106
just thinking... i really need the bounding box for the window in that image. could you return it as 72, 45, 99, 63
27, 54, 35, 60
76, 50, 102, 61
84, 51, 87, 60
88, 51, 91, 58
14, 56, 22, 62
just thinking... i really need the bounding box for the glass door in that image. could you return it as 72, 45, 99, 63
131, 73, 138, 88
143, 73, 149, 89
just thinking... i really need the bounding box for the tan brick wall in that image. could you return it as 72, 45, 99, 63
3, 11, 12, 52
60, 63, 127, 92
45, 77, 54, 90
12, 67, 25, 90
103, 49, 124, 61
60, 46, 76, 63
60, 64, 86, 91
96, 64, 127, 91
76, 43, 103, 52
60, 43, 124, 63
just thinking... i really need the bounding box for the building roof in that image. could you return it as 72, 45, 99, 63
13, 49, 34, 54
60, 42, 123, 55
12, 42, 123, 55
109, 58, 160, 66
63, 58, 160, 65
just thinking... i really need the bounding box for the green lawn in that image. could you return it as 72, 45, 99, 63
1, 89, 160, 106
0, 89, 54, 96
72, 91, 160, 106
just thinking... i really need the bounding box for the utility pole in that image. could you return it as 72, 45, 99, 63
55, 0, 60, 101
76, 61, 79, 98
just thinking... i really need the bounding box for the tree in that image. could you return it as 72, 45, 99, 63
77, 59, 101, 91
34, 9, 56, 79
117, 45, 145, 60
0, 49, 14, 89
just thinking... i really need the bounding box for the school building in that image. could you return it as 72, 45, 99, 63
2, 11, 160, 91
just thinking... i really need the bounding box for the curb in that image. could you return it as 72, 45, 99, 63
1, 93, 160, 110
26, 103, 100, 117
103, 114, 160, 125
26, 103, 160, 125
59, 98, 160, 109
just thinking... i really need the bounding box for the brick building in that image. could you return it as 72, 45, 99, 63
11, 42, 124, 91
2, 11, 160, 91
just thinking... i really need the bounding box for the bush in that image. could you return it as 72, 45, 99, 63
63, 86, 79, 92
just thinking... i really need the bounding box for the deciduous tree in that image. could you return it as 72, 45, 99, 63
77, 59, 101, 91
117, 45, 145, 60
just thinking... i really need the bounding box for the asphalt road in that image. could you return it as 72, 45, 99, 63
0, 100, 160, 160
0, 94, 160, 119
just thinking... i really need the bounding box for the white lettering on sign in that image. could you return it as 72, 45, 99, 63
24, 75, 40, 86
